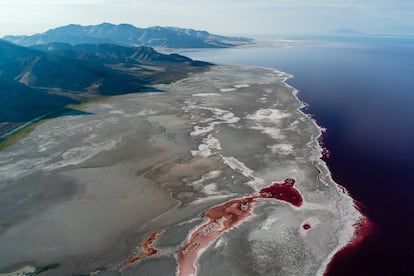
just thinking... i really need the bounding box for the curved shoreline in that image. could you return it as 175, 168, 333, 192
118, 65, 368, 275
0, 65, 368, 275
277, 68, 370, 275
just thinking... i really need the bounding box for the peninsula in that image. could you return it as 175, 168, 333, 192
0, 65, 366, 275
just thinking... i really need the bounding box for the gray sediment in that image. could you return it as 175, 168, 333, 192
0, 65, 362, 275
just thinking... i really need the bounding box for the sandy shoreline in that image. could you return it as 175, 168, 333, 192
0, 65, 365, 275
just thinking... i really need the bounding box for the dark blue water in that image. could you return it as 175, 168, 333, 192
179, 40, 414, 275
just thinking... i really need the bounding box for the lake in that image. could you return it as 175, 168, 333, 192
178, 38, 414, 275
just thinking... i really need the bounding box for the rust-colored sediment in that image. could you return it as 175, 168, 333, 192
178, 198, 255, 276
123, 231, 162, 267
142, 231, 161, 256
126, 256, 141, 265
121, 179, 304, 275
177, 178, 303, 276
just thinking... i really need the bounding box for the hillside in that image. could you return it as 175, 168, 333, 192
3, 23, 253, 48
0, 40, 211, 136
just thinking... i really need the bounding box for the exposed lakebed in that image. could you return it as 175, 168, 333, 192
0, 65, 364, 275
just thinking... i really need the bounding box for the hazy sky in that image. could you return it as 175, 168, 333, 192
1, 0, 414, 37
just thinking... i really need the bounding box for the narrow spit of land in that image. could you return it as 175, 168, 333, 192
0, 65, 366, 276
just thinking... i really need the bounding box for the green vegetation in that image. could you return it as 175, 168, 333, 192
68, 96, 113, 111
0, 121, 44, 152
0, 96, 113, 152
0, 40, 210, 153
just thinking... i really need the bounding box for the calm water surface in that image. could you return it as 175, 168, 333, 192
179, 39, 414, 275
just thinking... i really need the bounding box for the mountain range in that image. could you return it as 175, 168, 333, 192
0, 39, 210, 137
3, 23, 253, 48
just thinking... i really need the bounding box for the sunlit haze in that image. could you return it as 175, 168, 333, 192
1, 0, 414, 37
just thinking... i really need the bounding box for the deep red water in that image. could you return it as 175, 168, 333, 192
259, 178, 303, 207
177, 178, 303, 276
303, 224, 311, 230
180, 41, 414, 275
122, 179, 306, 275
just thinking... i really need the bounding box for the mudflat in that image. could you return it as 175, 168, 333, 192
0, 65, 364, 275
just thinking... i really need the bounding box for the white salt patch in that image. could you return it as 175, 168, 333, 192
191, 135, 221, 158
218, 155, 264, 189
262, 127, 284, 139
191, 194, 231, 205
199, 117, 215, 124
268, 143, 294, 154
191, 170, 223, 190
188, 106, 240, 137
191, 125, 214, 136
137, 109, 158, 116
246, 178, 265, 190
0, 157, 50, 181
192, 93, 220, 97
260, 216, 279, 231
221, 156, 255, 180
202, 170, 222, 180
45, 139, 118, 170
207, 107, 240, 124
290, 120, 300, 126
38, 138, 58, 152
185, 105, 240, 126
251, 125, 284, 140
203, 183, 220, 195
234, 84, 250, 88
246, 109, 290, 140
214, 237, 227, 249
246, 109, 289, 123
300, 202, 334, 211
219, 88, 236, 92
109, 110, 144, 119
109, 110, 124, 115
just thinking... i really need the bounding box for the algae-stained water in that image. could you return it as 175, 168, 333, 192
179, 38, 414, 275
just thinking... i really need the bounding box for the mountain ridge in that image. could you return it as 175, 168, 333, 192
3, 23, 253, 48
0, 39, 211, 137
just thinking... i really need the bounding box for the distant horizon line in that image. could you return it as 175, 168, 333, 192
2, 22, 414, 40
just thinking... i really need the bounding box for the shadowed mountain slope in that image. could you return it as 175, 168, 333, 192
3, 23, 253, 48
0, 39, 211, 136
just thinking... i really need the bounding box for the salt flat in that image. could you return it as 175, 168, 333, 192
0, 65, 364, 275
